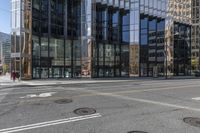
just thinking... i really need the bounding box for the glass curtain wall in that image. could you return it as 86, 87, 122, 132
156, 19, 165, 76
79, 0, 93, 78
32, 36, 40, 78
93, 3, 130, 78
166, 0, 192, 77
32, 0, 65, 79
121, 10, 130, 77
67, 0, 82, 78
191, 0, 200, 74
140, 14, 165, 77
32, 0, 87, 79
140, 15, 148, 76
174, 22, 191, 76
129, 0, 140, 77
49, 39, 64, 78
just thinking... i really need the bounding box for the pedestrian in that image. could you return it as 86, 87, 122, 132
12, 71, 16, 82
16, 72, 20, 81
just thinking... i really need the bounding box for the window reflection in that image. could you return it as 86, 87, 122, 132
140, 14, 165, 77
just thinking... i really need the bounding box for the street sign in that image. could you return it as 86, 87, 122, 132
11, 53, 21, 58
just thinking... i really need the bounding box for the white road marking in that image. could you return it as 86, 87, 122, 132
0, 82, 200, 98
192, 97, 200, 100
0, 80, 200, 95
71, 87, 200, 112
0, 113, 101, 133
100, 93, 200, 112
38, 92, 56, 97
20, 92, 56, 99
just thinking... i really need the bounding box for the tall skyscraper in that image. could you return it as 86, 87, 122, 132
0, 32, 11, 74
11, 0, 193, 79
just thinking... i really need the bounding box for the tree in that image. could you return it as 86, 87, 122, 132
2, 64, 8, 75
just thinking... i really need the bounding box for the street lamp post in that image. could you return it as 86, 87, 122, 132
164, 34, 170, 79
165, 40, 168, 79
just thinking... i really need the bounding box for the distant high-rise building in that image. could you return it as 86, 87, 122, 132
11, 0, 193, 79
0, 32, 11, 74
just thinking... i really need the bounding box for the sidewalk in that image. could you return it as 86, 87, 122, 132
0, 74, 199, 87
0, 75, 139, 86
19, 78, 140, 86
0, 74, 22, 86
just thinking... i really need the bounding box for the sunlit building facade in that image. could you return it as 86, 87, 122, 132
11, 0, 193, 79
166, 0, 192, 76
192, 0, 200, 73
11, 0, 32, 79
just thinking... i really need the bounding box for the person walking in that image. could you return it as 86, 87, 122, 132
16, 72, 20, 81
12, 71, 16, 82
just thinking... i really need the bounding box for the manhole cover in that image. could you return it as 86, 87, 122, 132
127, 131, 148, 133
73, 108, 96, 116
183, 117, 200, 127
54, 99, 73, 104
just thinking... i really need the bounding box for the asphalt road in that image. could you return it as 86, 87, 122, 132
1, 79, 200, 133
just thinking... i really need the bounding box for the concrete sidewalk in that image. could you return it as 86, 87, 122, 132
0, 74, 199, 87
18, 78, 139, 86
0, 75, 137, 86
0, 74, 22, 86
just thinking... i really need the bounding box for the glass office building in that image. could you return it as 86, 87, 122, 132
11, 0, 193, 79
192, 0, 200, 73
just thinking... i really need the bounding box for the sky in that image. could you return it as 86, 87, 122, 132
0, 1, 11, 34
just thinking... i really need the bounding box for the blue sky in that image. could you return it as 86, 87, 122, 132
0, 1, 11, 34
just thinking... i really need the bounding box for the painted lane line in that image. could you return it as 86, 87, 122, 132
192, 97, 200, 100
114, 84, 200, 94
20, 92, 57, 99
71, 88, 200, 112
0, 113, 101, 132
1, 83, 200, 98
2, 115, 101, 133
0, 113, 101, 133
1, 80, 200, 95
99, 92, 200, 112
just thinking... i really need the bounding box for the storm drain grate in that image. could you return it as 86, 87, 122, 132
73, 108, 96, 116
183, 117, 200, 127
127, 131, 148, 133
54, 99, 73, 104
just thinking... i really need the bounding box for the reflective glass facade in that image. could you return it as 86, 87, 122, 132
11, 0, 194, 79
93, 3, 130, 77
166, 0, 192, 76
192, 0, 200, 74
139, 15, 165, 77
174, 22, 191, 76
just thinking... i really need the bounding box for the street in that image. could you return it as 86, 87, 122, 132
1, 78, 200, 133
